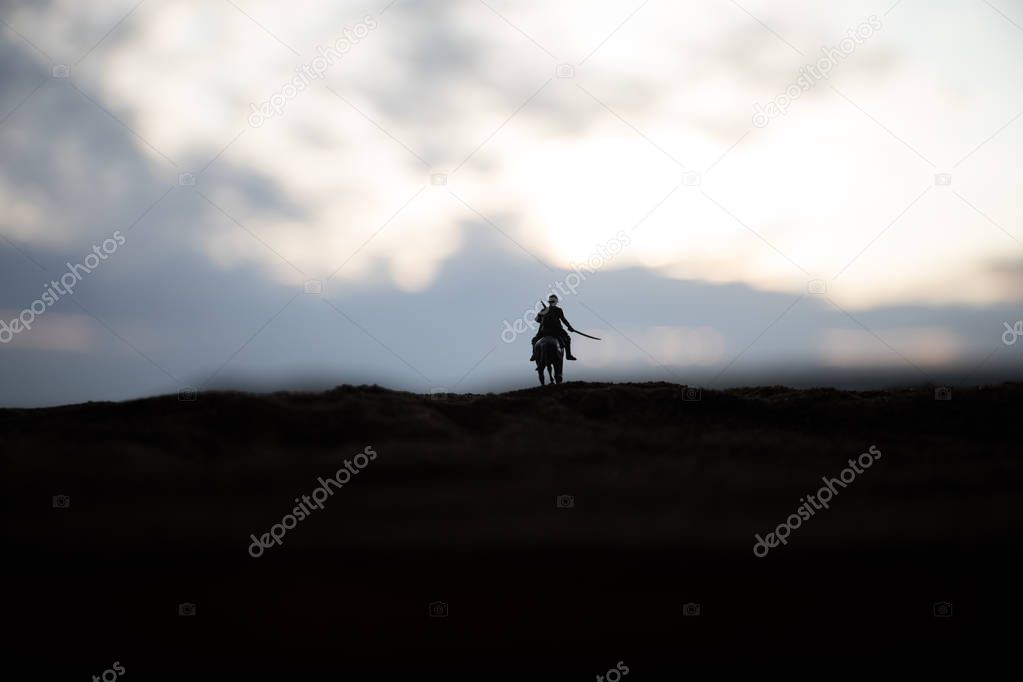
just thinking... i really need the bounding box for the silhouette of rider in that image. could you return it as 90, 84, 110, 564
530, 294, 577, 361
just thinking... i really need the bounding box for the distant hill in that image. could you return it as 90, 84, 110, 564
6, 381, 1017, 672
5, 380, 1021, 549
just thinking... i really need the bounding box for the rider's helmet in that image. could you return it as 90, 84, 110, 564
548, 294, 558, 304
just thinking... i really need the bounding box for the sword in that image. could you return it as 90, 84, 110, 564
536, 301, 599, 339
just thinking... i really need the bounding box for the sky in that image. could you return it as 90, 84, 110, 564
1, 0, 1022, 406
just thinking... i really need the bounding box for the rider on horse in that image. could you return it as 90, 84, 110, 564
529, 294, 577, 361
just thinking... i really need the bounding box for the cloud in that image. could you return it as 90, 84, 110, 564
0, 310, 98, 352
3, 0, 1021, 306
2, 0, 1023, 406
818, 327, 966, 367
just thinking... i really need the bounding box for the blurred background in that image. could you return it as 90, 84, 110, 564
2, 0, 1022, 406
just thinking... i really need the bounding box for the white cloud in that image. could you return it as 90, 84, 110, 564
3, 0, 1021, 304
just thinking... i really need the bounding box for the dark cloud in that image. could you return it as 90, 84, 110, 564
0, 2, 1016, 407
4, 213, 1021, 406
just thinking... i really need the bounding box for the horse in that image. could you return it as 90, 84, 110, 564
533, 335, 564, 385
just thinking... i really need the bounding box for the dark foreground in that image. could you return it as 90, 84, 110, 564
4, 382, 1020, 675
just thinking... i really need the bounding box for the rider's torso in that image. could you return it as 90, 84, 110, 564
539, 306, 565, 334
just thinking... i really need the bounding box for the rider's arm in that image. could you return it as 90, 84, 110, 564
560, 310, 575, 332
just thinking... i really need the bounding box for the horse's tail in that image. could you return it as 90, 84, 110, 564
537, 337, 561, 368
537, 338, 552, 368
